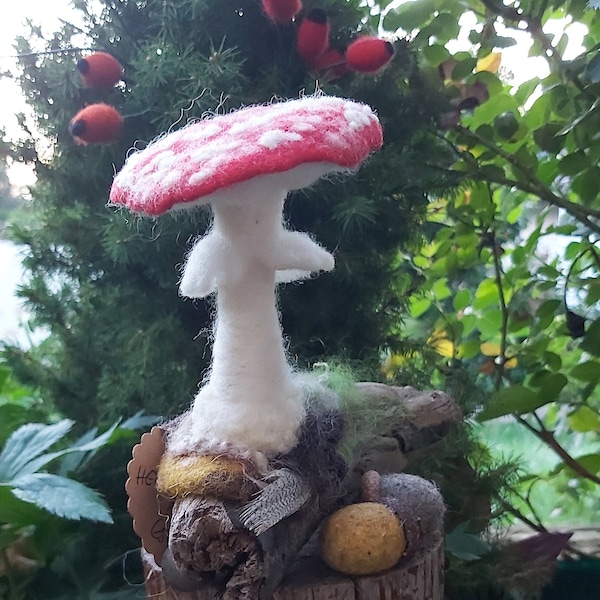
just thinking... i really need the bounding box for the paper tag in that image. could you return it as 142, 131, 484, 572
125, 426, 173, 566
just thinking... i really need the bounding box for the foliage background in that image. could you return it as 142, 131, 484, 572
1, 0, 599, 598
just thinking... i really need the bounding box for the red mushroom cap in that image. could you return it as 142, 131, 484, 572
110, 96, 382, 216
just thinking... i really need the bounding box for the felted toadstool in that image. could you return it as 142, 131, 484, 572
110, 96, 382, 466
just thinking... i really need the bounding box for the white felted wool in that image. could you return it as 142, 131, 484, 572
188, 251, 305, 455
179, 171, 335, 299
177, 176, 334, 457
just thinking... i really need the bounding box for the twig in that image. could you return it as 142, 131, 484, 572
516, 415, 600, 485
455, 126, 600, 233
499, 496, 548, 533
2, 47, 93, 59
490, 228, 509, 391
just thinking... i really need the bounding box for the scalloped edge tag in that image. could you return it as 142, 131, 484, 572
125, 426, 172, 566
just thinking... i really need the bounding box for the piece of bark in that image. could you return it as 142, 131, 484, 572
346, 384, 461, 494
354, 383, 462, 453
142, 532, 444, 600
164, 494, 328, 599
167, 496, 260, 598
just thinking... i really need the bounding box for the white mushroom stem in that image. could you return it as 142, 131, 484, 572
178, 179, 334, 458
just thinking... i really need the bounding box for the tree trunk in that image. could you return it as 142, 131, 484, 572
142, 532, 444, 600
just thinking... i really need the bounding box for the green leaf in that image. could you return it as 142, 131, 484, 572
473, 278, 499, 310
533, 122, 565, 154
0, 420, 73, 482
0, 485, 47, 526
543, 351, 562, 372
546, 224, 578, 235
69, 420, 121, 453
383, 0, 436, 32
557, 99, 600, 135
575, 453, 600, 474
486, 34, 517, 48
535, 299, 561, 328
477, 309, 503, 338
494, 111, 519, 140
410, 297, 431, 318
581, 317, 600, 356
572, 166, 600, 204
432, 278, 451, 301
528, 372, 568, 402
477, 385, 540, 421
558, 151, 589, 175
452, 57, 477, 80
570, 360, 600, 382
553, 453, 600, 476
422, 43, 450, 65
446, 522, 491, 561
568, 406, 600, 432
459, 337, 481, 359
9, 473, 112, 523
461, 314, 478, 336
453, 288, 471, 311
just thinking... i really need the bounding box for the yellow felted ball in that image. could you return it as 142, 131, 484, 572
321, 502, 406, 575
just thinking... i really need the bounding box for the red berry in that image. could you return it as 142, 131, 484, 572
77, 52, 123, 89
69, 103, 123, 145
297, 9, 329, 65
346, 37, 394, 73
262, 0, 302, 23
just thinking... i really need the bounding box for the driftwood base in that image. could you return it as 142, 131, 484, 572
142, 533, 444, 600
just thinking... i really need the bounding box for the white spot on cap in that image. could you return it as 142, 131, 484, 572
180, 122, 220, 143
259, 130, 303, 150
291, 122, 316, 133
344, 105, 375, 130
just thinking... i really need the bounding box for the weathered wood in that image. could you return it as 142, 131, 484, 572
346, 384, 461, 493
160, 409, 347, 597
164, 493, 330, 599
142, 533, 444, 600
137, 385, 455, 599
353, 383, 461, 456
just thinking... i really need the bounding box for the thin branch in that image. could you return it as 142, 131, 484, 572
1, 47, 93, 59
490, 229, 509, 391
455, 126, 600, 232
498, 496, 547, 533
516, 415, 600, 485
